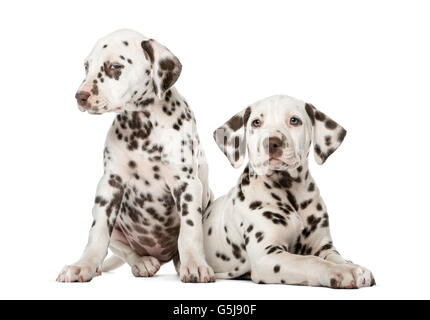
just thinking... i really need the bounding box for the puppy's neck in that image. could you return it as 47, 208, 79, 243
124, 82, 179, 113
245, 162, 311, 191
268, 162, 310, 185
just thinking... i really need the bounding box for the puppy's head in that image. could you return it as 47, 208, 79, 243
75, 29, 182, 114
213, 95, 347, 175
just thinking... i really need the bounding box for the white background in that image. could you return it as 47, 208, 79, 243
1, 0, 429, 300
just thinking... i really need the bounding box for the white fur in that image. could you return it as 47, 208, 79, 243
204, 95, 375, 289
57, 30, 214, 283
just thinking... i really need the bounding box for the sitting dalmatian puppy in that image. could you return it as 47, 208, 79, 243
203, 95, 375, 288
57, 29, 215, 283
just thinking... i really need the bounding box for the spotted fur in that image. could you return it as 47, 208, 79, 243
57, 30, 215, 284
203, 95, 375, 289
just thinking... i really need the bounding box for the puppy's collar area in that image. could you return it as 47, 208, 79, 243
244, 162, 310, 186
124, 82, 163, 112
247, 160, 303, 179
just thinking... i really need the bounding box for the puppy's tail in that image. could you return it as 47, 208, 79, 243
102, 255, 125, 272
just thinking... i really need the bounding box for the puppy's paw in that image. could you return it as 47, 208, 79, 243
131, 256, 161, 278
56, 264, 100, 283
349, 263, 376, 287
180, 262, 215, 283
327, 264, 375, 289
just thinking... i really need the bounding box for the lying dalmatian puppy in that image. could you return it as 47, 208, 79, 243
204, 95, 375, 288
57, 29, 215, 283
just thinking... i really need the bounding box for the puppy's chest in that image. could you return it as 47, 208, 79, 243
117, 175, 180, 262
239, 178, 316, 229
122, 152, 177, 213
110, 107, 195, 159
112, 115, 171, 151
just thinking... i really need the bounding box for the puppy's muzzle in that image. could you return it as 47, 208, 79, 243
263, 136, 284, 159
75, 91, 91, 109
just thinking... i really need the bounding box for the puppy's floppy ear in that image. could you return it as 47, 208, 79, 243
305, 103, 347, 165
213, 107, 252, 168
141, 39, 182, 98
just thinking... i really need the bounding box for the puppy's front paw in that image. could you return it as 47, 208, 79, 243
327, 264, 375, 289
180, 262, 215, 283
131, 256, 161, 278
56, 264, 100, 283
349, 263, 376, 287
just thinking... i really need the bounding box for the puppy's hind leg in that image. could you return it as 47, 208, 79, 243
109, 228, 161, 278
102, 256, 125, 272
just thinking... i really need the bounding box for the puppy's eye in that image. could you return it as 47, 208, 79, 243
84, 62, 89, 73
252, 119, 262, 128
109, 63, 124, 71
290, 117, 302, 126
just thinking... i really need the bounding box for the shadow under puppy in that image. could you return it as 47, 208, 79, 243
203, 95, 375, 288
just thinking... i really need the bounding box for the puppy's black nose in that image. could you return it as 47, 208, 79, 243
263, 137, 283, 157
75, 91, 91, 107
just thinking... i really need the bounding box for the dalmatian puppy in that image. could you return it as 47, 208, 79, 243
203, 95, 375, 288
57, 29, 215, 283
